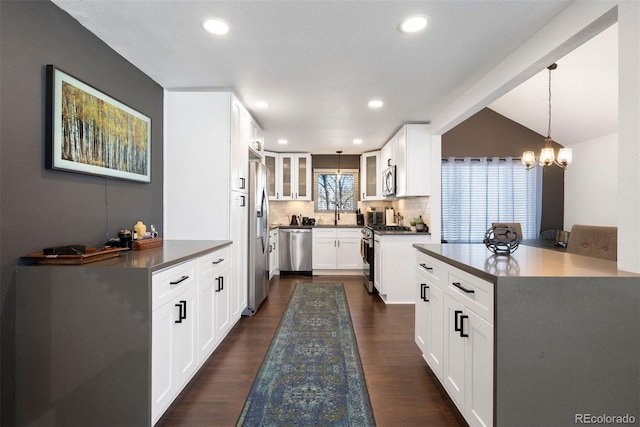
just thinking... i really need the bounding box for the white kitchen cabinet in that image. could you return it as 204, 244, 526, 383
279, 153, 312, 200
197, 247, 232, 361
382, 124, 431, 198
230, 192, 247, 319
214, 261, 232, 339
374, 232, 432, 303
416, 248, 494, 427
152, 262, 199, 425
312, 228, 362, 270
268, 228, 279, 279
415, 253, 444, 381
231, 100, 249, 194
264, 152, 279, 200
360, 151, 382, 200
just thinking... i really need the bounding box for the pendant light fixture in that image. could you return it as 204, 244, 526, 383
522, 63, 572, 170
336, 150, 342, 179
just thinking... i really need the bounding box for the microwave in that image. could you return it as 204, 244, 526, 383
382, 165, 396, 197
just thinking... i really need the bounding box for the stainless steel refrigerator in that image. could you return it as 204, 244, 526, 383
243, 161, 269, 316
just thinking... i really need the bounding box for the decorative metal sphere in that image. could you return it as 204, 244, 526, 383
483, 225, 520, 255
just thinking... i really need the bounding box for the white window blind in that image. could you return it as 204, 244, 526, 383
441, 157, 542, 242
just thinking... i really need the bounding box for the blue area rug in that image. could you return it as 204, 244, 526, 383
237, 283, 375, 426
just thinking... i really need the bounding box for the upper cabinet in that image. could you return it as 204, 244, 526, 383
360, 151, 382, 201
381, 124, 431, 198
264, 152, 311, 201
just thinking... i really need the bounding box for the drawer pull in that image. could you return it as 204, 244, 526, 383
170, 275, 189, 285
459, 314, 469, 337
419, 263, 434, 271
175, 300, 187, 323
215, 276, 223, 292
452, 281, 475, 294
454, 310, 463, 332
420, 283, 430, 302
211, 258, 224, 265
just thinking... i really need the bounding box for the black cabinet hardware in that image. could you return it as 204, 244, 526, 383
174, 300, 187, 323
452, 282, 475, 294
220, 276, 224, 291
460, 314, 469, 337
420, 263, 434, 271
215, 276, 222, 292
239, 177, 246, 189
240, 195, 246, 207
420, 283, 430, 302
211, 258, 224, 265
454, 310, 463, 332
170, 275, 189, 285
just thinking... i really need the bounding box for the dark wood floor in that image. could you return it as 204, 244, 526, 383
157, 275, 465, 426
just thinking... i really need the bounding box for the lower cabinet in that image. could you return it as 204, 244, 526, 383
312, 228, 362, 270
152, 284, 198, 423
152, 245, 234, 425
415, 249, 494, 427
268, 228, 279, 279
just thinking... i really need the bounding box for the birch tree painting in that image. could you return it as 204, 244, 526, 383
48, 66, 151, 182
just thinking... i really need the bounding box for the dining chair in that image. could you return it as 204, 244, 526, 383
565, 224, 617, 261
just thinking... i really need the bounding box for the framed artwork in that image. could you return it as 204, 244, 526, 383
46, 65, 151, 183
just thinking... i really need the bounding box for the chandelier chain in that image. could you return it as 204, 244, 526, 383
547, 65, 552, 142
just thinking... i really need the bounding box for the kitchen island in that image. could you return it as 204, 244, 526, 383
413, 243, 639, 427
16, 240, 234, 426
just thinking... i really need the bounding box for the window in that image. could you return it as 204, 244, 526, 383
441, 157, 541, 242
314, 169, 359, 212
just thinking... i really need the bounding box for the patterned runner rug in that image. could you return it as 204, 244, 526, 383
237, 283, 376, 426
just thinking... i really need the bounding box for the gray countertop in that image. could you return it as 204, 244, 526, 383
375, 230, 431, 236
271, 224, 361, 229
51, 240, 233, 272
413, 243, 639, 282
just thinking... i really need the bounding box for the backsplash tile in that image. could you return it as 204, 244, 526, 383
270, 197, 430, 229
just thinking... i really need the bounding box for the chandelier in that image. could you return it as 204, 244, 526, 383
522, 63, 572, 170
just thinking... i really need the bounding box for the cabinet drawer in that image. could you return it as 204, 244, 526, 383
446, 270, 494, 324
198, 247, 231, 281
416, 252, 443, 283
153, 260, 197, 311
313, 228, 337, 239
337, 228, 363, 239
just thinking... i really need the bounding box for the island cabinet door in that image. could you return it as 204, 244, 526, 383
426, 282, 444, 381
464, 310, 493, 427
443, 293, 466, 412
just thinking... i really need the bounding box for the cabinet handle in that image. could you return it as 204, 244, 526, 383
387, 158, 391, 167
239, 177, 246, 189
276, 192, 279, 199
362, 192, 365, 199
452, 282, 475, 294
420, 263, 433, 271
454, 310, 463, 332
170, 275, 189, 285
211, 258, 224, 265
240, 195, 246, 207
175, 301, 186, 323
338, 240, 340, 247
421, 283, 429, 302
220, 276, 224, 291
460, 314, 469, 338
215, 276, 222, 292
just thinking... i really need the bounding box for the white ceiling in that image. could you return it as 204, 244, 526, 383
51, 0, 616, 154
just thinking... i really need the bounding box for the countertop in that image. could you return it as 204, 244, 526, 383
413, 243, 639, 282
375, 230, 431, 236
34, 240, 234, 272
271, 224, 362, 229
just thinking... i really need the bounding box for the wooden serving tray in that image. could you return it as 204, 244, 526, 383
132, 238, 163, 251
24, 247, 129, 265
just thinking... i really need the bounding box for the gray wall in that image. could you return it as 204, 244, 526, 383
0, 1, 164, 423
442, 107, 564, 232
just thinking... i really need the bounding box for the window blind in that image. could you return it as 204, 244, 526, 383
441, 157, 541, 242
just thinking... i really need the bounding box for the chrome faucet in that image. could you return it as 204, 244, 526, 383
334, 203, 340, 225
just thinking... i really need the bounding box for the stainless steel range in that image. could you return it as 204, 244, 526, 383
361, 224, 411, 293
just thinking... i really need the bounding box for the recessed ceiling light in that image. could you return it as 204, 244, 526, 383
399, 15, 428, 34
368, 99, 384, 109
254, 101, 270, 109
353, 139, 363, 145
202, 18, 230, 35
278, 139, 288, 145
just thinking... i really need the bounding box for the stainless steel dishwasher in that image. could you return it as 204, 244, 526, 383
279, 228, 312, 275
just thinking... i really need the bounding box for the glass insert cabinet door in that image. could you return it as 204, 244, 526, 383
360, 151, 381, 200
264, 153, 277, 198
296, 155, 308, 199
281, 155, 292, 198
